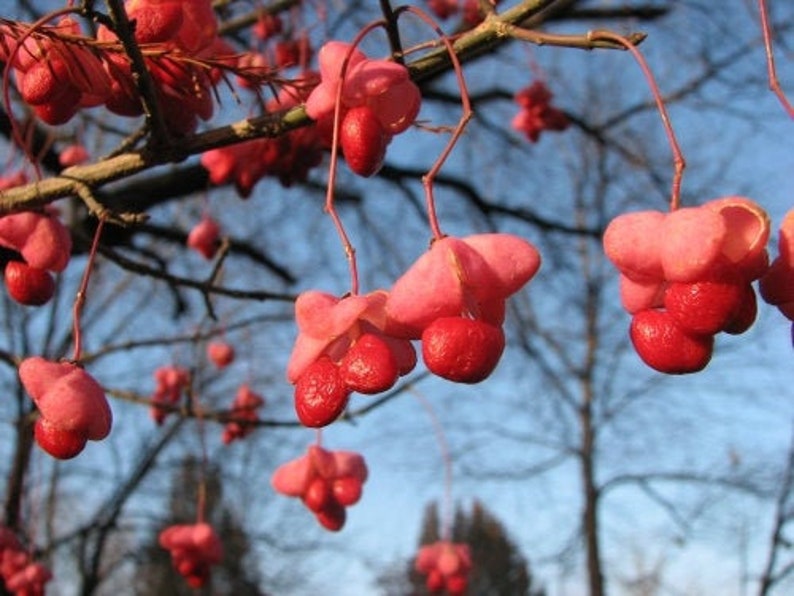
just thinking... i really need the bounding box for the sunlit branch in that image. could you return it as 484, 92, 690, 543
507, 26, 646, 50
0, 0, 650, 218
79, 311, 290, 365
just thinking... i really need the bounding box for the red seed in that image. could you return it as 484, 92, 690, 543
421, 317, 505, 383
629, 310, 714, 374
302, 477, 333, 513
723, 284, 758, 335
4, 261, 55, 306
34, 418, 86, 460
339, 333, 400, 394
339, 106, 390, 177
664, 280, 744, 335
294, 357, 350, 427
333, 476, 363, 507
314, 500, 347, 532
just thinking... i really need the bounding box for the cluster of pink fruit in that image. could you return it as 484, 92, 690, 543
305, 41, 422, 177
18, 357, 112, 460
158, 522, 223, 589
287, 233, 541, 428
201, 38, 422, 191
427, 0, 503, 26
287, 290, 416, 427
0, 181, 109, 464
207, 340, 235, 368
3, 0, 223, 133
206, 341, 267, 444
200, 81, 325, 196
0, 527, 51, 596
604, 196, 770, 373
147, 341, 265, 444
237, 25, 311, 76
0, 210, 71, 307
271, 445, 368, 531
233, 0, 313, 79
221, 383, 265, 445
149, 365, 191, 425
414, 540, 472, 595
187, 216, 221, 259
6, 16, 110, 126
511, 80, 569, 143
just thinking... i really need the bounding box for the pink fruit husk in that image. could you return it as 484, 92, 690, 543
603, 210, 666, 280
0, 212, 72, 272
332, 450, 368, 482
705, 196, 770, 273
287, 290, 389, 383
386, 234, 540, 338
271, 455, 312, 497
619, 274, 666, 313
659, 207, 727, 283
19, 357, 112, 440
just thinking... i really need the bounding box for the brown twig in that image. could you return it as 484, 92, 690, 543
507, 26, 647, 50
96, 244, 298, 303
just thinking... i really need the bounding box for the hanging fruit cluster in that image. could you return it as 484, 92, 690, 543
604, 197, 770, 373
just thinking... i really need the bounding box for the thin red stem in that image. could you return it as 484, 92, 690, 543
588, 29, 686, 211
758, 0, 794, 118
411, 389, 454, 542
72, 215, 106, 362
401, 6, 473, 240
324, 20, 390, 296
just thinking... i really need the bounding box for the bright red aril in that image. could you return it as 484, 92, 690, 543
339, 333, 399, 394
629, 310, 714, 374
4, 262, 55, 306
332, 476, 364, 506
294, 356, 351, 427
315, 501, 346, 532
663, 280, 744, 335
34, 419, 86, 460
302, 477, 332, 513
723, 284, 758, 335
339, 106, 390, 177
421, 317, 505, 383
